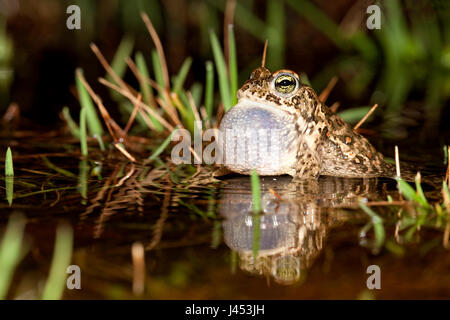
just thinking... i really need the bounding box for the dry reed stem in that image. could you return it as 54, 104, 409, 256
124, 94, 144, 134
161, 91, 182, 126
90, 43, 137, 96
262, 40, 268, 68
80, 167, 117, 222
224, 0, 237, 66
395, 145, 401, 178
330, 102, 340, 113
141, 12, 170, 90
200, 106, 211, 129
91, 42, 156, 141
125, 57, 158, 108
156, 95, 182, 127
269, 188, 282, 200
125, 57, 181, 127
365, 200, 409, 206
442, 183, 450, 248
446, 146, 450, 187
98, 77, 174, 131
125, 57, 161, 94
189, 146, 202, 164
444, 223, 449, 249
116, 163, 136, 187
76, 70, 123, 142
394, 145, 404, 201
147, 188, 171, 250
138, 109, 161, 133
319, 76, 338, 103
354, 104, 379, 131
187, 91, 202, 124
190, 164, 203, 179
215, 103, 225, 128
49, 189, 61, 207
2, 102, 20, 123
132, 241, 146, 296
93, 36, 181, 138
98, 78, 203, 162
114, 142, 137, 162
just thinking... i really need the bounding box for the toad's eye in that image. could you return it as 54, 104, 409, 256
274, 74, 297, 94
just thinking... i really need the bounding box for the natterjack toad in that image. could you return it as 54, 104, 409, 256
218, 66, 395, 179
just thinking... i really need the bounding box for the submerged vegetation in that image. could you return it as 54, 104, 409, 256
0, 213, 24, 299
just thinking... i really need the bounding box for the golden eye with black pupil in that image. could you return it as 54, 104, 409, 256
274, 74, 297, 94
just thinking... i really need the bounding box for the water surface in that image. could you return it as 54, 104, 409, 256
1, 136, 449, 299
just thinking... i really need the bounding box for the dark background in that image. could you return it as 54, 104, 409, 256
1, 0, 449, 146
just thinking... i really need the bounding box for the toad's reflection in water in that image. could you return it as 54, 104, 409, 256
220, 176, 388, 285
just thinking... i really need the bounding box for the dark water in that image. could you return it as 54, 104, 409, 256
1, 136, 449, 299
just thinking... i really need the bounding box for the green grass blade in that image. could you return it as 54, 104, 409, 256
121, 101, 150, 130
235, 2, 268, 41
286, 0, 346, 49
206, 0, 268, 42
171, 57, 197, 131
4, 146, 13, 205
79, 107, 88, 157
210, 220, 222, 249
0, 214, 26, 299
61, 107, 80, 138
135, 51, 153, 105
41, 157, 77, 179
230, 250, 237, 274
251, 169, 261, 213
147, 129, 177, 162
397, 178, 429, 207
266, 0, 285, 69
5, 147, 13, 177
252, 213, 261, 260
14, 186, 78, 199
75, 69, 103, 136
359, 200, 385, 249
173, 57, 193, 92
338, 106, 372, 124
179, 199, 207, 218
204, 61, 214, 121
78, 159, 89, 205
108, 34, 135, 82
135, 51, 163, 132
5, 176, 13, 206
385, 240, 405, 257
206, 191, 217, 219
151, 49, 165, 92
209, 30, 232, 111
190, 82, 203, 108
228, 24, 238, 106
228, 1, 268, 42
107, 34, 134, 103
299, 72, 312, 86
173, 92, 195, 133
414, 173, 430, 208
94, 134, 105, 151
250, 153, 262, 259
41, 224, 73, 300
